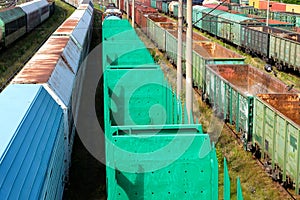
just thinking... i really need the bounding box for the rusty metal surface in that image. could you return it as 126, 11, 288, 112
54, 19, 79, 35
148, 14, 174, 22
158, 22, 177, 30
167, 29, 210, 41
53, 10, 85, 35
78, 4, 88, 9
193, 42, 244, 58
12, 36, 69, 83
208, 64, 299, 95
257, 93, 300, 126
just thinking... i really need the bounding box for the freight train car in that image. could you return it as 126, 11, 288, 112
0, 7, 26, 47
102, 18, 244, 200
0, 0, 53, 49
0, 84, 65, 200
0, 1, 93, 199
17, 0, 50, 32
241, 26, 300, 71
205, 64, 298, 149
253, 93, 300, 194
189, 5, 300, 71
12, 3, 93, 175
192, 6, 261, 46
144, 3, 299, 71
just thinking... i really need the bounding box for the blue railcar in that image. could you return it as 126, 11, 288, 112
0, 84, 65, 200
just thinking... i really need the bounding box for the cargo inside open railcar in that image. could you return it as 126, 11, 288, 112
257, 93, 300, 126
207, 64, 299, 94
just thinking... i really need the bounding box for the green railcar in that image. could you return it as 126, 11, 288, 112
205, 64, 297, 149
269, 29, 300, 71
102, 20, 154, 69
102, 19, 244, 200
192, 42, 245, 90
217, 12, 260, 46
0, 7, 26, 47
241, 26, 270, 59
253, 94, 300, 195
192, 5, 211, 29
147, 16, 167, 51
151, 0, 156, 8
202, 9, 224, 37
162, 1, 169, 14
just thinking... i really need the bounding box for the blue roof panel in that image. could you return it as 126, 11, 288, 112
0, 84, 41, 158
0, 84, 64, 199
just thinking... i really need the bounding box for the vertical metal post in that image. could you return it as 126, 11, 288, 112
186, 0, 193, 123
132, 0, 135, 27
126, 0, 129, 19
118, 0, 121, 9
177, 0, 183, 99
266, 0, 270, 26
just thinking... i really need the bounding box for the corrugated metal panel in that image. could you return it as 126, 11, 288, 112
0, 84, 64, 199
0, 7, 26, 24
48, 58, 75, 106
53, 10, 85, 36
39, 113, 65, 200
71, 8, 92, 48
62, 37, 81, 73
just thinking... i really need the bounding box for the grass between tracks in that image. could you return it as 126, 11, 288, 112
0, 0, 75, 89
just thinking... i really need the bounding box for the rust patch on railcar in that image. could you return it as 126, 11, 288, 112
159, 22, 177, 30
257, 94, 300, 126
54, 18, 79, 35
12, 36, 69, 83
193, 42, 243, 58
148, 14, 174, 23
207, 64, 299, 95
167, 29, 210, 41
78, 4, 88, 9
